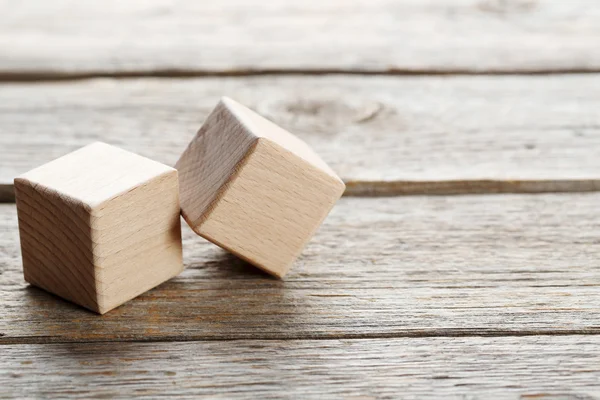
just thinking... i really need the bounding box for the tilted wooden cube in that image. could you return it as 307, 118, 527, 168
176, 97, 345, 278
14, 142, 183, 314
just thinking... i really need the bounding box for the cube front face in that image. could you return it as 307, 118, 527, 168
197, 138, 345, 277
14, 143, 184, 314
91, 170, 183, 313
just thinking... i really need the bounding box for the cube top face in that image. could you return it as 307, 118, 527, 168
17, 142, 176, 209
14, 143, 183, 314
176, 97, 345, 277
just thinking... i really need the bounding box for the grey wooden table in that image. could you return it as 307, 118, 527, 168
2, 1, 600, 398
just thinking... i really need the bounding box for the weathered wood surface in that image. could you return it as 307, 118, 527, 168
3, 1, 600, 397
2, 192, 600, 343
2, 0, 600, 78
2, 74, 600, 201
3, 336, 600, 399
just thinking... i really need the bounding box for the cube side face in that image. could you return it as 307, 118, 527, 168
91, 170, 183, 314
175, 101, 257, 230
14, 178, 100, 312
198, 138, 345, 277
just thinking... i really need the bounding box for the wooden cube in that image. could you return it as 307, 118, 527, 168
14, 142, 183, 314
175, 97, 345, 278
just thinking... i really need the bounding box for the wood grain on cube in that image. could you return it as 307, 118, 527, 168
1, 0, 600, 77
14, 142, 183, 314
2, 192, 600, 342
176, 98, 344, 277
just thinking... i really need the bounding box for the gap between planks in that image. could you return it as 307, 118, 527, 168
2, 69, 600, 83
3, 179, 600, 203
4, 329, 600, 346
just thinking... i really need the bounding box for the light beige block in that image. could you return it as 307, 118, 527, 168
176, 97, 345, 278
14, 142, 183, 314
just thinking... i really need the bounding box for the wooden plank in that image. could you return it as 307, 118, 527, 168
2, 75, 600, 201
3, 336, 600, 399
2, 193, 600, 343
1, 0, 600, 77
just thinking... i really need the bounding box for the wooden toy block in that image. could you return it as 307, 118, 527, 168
14, 142, 183, 314
175, 97, 345, 278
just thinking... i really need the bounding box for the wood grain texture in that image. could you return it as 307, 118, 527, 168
2, 192, 600, 343
1, 0, 600, 77
2, 74, 600, 201
3, 336, 600, 399
198, 138, 343, 277
176, 97, 345, 277
14, 142, 183, 314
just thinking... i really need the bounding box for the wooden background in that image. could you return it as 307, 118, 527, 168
1, 0, 600, 398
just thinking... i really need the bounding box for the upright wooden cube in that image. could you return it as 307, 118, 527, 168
176, 97, 345, 278
14, 142, 183, 314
